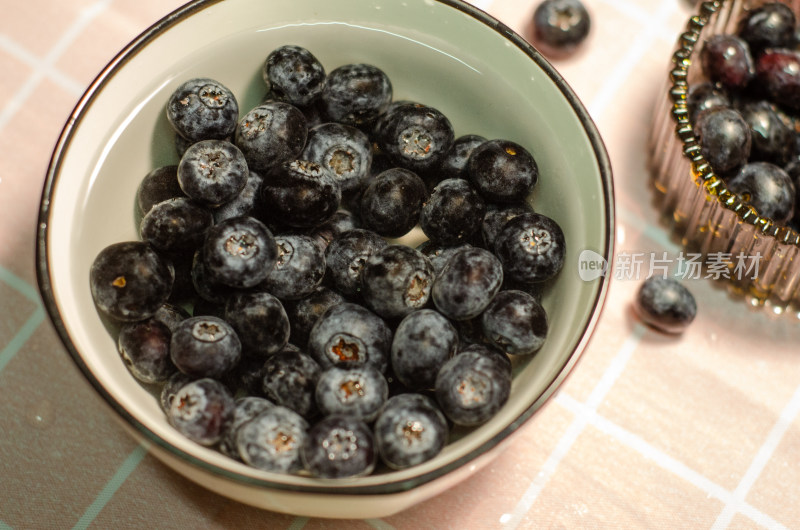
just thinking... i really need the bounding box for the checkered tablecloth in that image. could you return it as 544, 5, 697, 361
3, 0, 800, 528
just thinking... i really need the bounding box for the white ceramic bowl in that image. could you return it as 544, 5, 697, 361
36, 0, 614, 518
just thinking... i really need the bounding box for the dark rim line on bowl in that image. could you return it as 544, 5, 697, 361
668, 0, 800, 247
35, 0, 614, 495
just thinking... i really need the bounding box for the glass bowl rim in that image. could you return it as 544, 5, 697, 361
666, 0, 800, 247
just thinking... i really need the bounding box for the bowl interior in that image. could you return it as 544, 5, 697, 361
41, 0, 613, 491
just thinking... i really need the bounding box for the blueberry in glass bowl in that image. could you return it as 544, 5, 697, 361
649, 0, 800, 313
36, 0, 613, 519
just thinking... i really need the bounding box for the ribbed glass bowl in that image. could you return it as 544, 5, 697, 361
648, 0, 800, 314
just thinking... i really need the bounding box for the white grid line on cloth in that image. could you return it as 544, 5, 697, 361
286, 517, 309, 530
586, 0, 680, 118
711, 383, 800, 529
470, 0, 495, 11
617, 204, 682, 253
0, 33, 84, 97
501, 324, 648, 529
365, 518, 397, 530
0, 0, 112, 133
595, 0, 687, 43
557, 393, 790, 530
72, 442, 149, 529
0, 306, 44, 375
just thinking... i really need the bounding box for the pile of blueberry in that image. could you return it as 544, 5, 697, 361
690, 1, 800, 230
89, 44, 566, 478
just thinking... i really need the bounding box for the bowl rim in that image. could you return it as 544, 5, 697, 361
667, 0, 800, 247
35, 0, 615, 495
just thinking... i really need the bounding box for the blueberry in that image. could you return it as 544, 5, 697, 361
359, 168, 427, 238
415, 240, 473, 276
152, 302, 190, 332
686, 82, 731, 125
213, 170, 266, 224
139, 197, 214, 254
307, 302, 392, 372
170, 315, 242, 378
263, 45, 326, 107
634, 276, 697, 334
177, 139, 249, 207
167, 377, 235, 446
175, 133, 196, 159
372, 99, 415, 139
192, 299, 227, 322
166, 78, 239, 142
117, 317, 176, 384
260, 234, 326, 300
308, 209, 360, 252
368, 148, 393, 178
167, 252, 200, 305
315, 364, 388, 422
283, 286, 345, 349
738, 2, 796, 53
301, 414, 376, 478
262, 88, 327, 129
90, 241, 174, 322
435, 346, 511, 426
451, 315, 488, 347
438, 134, 487, 183
376, 103, 455, 175
467, 139, 538, 203
236, 406, 309, 472
481, 202, 535, 249
494, 212, 566, 284
420, 178, 487, 246
261, 159, 342, 229
432, 246, 503, 321
481, 290, 548, 356
700, 34, 755, 91
531, 0, 591, 58
302, 122, 373, 208
457, 342, 513, 371
159, 371, 196, 414
137, 165, 183, 216
726, 161, 796, 224
755, 49, 800, 111
738, 99, 793, 165
190, 248, 230, 304
695, 106, 752, 173
202, 216, 278, 289
167, 254, 199, 306
262, 348, 322, 419
501, 277, 545, 305
170, 252, 207, 304
324, 228, 389, 298
219, 396, 274, 460
223, 291, 290, 357
235, 102, 307, 172
391, 309, 458, 391
320, 63, 392, 130
221, 352, 269, 396
361, 245, 436, 320
374, 393, 448, 470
